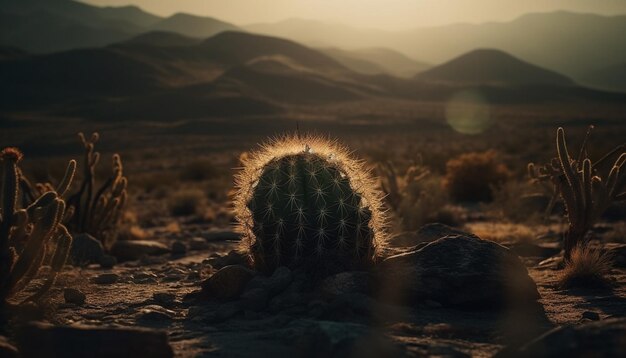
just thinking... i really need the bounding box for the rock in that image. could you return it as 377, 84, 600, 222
0, 336, 18, 358
132, 272, 158, 284
201, 229, 240, 242
171, 241, 187, 255
200, 265, 255, 300
15, 321, 173, 358
99, 255, 117, 269
188, 237, 208, 250
153, 292, 176, 306
266, 266, 293, 295
392, 223, 474, 247
136, 305, 175, 325
500, 318, 626, 358
606, 243, 626, 268
111, 240, 170, 262
239, 288, 270, 311
91, 273, 119, 285
207, 250, 249, 269
319, 271, 371, 298
582, 311, 600, 321
63, 288, 86, 305
70, 233, 104, 265
294, 320, 402, 358
376, 234, 539, 308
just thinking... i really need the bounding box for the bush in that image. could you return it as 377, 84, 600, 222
443, 150, 510, 202
179, 159, 217, 182
559, 244, 612, 289
167, 189, 205, 216
395, 176, 455, 231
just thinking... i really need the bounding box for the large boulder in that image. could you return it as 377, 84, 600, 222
499, 318, 626, 357
376, 234, 539, 308
15, 321, 173, 358
391, 223, 473, 247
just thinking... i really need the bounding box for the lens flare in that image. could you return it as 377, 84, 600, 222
445, 90, 492, 135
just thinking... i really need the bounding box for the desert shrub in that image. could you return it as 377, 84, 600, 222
179, 159, 218, 182
559, 244, 612, 288
167, 189, 205, 216
395, 176, 454, 231
444, 150, 511, 202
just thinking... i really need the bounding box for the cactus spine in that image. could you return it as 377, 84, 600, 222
529, 127, 626, 261
0, 148, 75, 304
235, 135, 386, 273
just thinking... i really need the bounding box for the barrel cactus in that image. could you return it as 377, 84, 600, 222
234, 135, 386, 273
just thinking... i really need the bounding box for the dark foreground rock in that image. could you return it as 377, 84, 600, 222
111, 240, 170, 261
376, 234, 539, 308
499, 318, 626, 357
15, 321, 173, 358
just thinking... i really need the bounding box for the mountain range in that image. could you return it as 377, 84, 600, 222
2, 0, 625, 91
2, 29, 624, 122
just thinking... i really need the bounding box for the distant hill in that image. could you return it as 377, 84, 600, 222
150, 13, 239, 39
122, 31, 202, 47
320, 47, 429, 77
582, 63, 626, 92
415, 49, 574, 86
0, 0, 239, 53
245, 12, 626, 81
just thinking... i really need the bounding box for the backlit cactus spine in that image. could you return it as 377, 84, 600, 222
0, 148, 75, 305
234, 135, 386, 273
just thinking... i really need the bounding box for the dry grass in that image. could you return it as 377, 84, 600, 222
559, 244, 613, 289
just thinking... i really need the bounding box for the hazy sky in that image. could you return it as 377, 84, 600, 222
83, 0, 626, 29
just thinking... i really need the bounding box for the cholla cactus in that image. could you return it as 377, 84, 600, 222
379, 157, 430, 211
66, 132, 127, 250
529, 127, 626, 261
234, 135, 386, 273
0, 148, 75, 304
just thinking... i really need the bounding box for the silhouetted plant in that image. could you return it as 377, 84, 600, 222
0, 148, 75, 305
529, 126, 626, 261
444, 150, 511, 202
66, 133, 127, 251
234, 135, 386, 273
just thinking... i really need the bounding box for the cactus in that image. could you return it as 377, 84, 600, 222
378, 157, 430, 211
66, 132, 127, 251
529, 127, 626, 261
0, 148, 75, 305
234, 135, 386, 273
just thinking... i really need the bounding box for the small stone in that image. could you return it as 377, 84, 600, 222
582, 311, 600, 321
266, 266, 293, 295
70, 233, 104, 266
319, 271, 370, 298
92, 273, 119, 285
111, 240, 170, 262
188, 237, 208, 250
207, 250, 249, 270
63, 288, 86, 305
99, 255, 117, 269
153, 292, 176, 306
133, 272, 159, 284
136, 305, 175, 325
171, 241, 187, 255
201, 265, 255, 300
